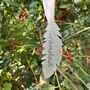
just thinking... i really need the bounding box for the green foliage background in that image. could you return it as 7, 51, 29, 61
0, 0, 90, 90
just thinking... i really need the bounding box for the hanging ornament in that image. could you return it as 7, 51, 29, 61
42, 0, 63, 78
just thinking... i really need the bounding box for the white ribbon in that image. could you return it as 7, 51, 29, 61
42, 0, 55, 23
42, 0, 62, 78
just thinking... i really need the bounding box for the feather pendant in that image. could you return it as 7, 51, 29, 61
42, 0, 62, 78
42, 22, 62, 78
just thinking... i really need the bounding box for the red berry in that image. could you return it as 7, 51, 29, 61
67, 55, 71, 59
20, 17, 25, 21
62, 50, 68, 56
18, 13, 22, 19
60, 87, 63, 90
18, 9, 28, 21
24, 12, 29, 17
60, 10, 72, 21
12, 40, 17, 45
67, 52, 73, 57
69, 58, 74, 61
62, 50, 65, 54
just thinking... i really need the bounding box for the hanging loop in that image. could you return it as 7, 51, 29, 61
42, 0, 55, 23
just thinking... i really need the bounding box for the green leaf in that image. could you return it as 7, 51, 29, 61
0, 87, 2, 90
59, 4, 72, 9
3, 82, 11, 90
4, 0, 20, 7
78, 85, 84, 90
30, 1, 39, 8
0, 70, 3, 76
42, 83, 54, 90
61, 79, 71, 89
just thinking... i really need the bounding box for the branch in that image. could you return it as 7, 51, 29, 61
56, 65, 79, 90
74, 56, 90, 58
56, 20, 83, 27
64, 62, 88, 89
62, 27, 90, 42
26, 56, 38, 83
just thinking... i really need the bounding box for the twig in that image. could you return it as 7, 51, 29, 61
26, 56, 38, 83
56, 65, 79, 90
38, 28, 43, 46
56, 20, 83, 27
62, 54, 88, 76
63, 26, 90, 41
55, 71, 61, 89
64, 62, 88, 89
74, 73, 88, 88
74, 62, 88, 76
74, 56, 90, 58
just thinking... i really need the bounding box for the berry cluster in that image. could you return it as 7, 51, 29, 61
62, 50, 74, 61
18, 9, 29, 21
10, 38, 20, 51
55, 10, 72, 21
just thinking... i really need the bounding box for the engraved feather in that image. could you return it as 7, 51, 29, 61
42, 0, 62, 78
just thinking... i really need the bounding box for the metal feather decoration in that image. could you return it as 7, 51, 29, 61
42, 0, 62, 78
